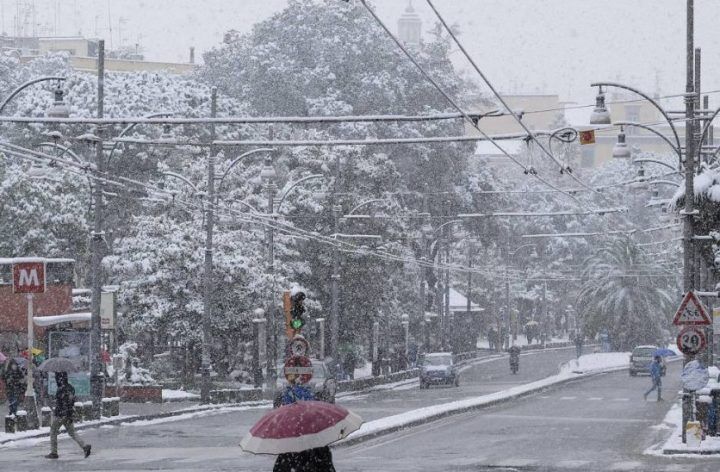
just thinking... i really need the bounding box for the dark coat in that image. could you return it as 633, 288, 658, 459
54, 381, 76, 419
273, 447, 336, 472
2, 362, 25, 396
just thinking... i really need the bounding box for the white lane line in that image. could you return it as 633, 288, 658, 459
556, 460, 593, 468
589, 397, 603, 401
483, 413, 652, 424
609, 461, 644, 471
611, 398, 630, 402
495, 458, 538, 467
560, 396, 577, 400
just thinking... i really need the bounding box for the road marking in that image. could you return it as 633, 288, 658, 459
609, 461, 644, 471
483, 413, 652, 424
494, 458, 538, 467
560, 396, 577, 400
556, 460, 592, 468
589, 397, 603, 401
611, 398, 630, 401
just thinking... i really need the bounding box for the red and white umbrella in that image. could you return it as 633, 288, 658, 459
240, 401, 363, 454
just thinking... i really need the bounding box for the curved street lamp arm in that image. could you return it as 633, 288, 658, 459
648, 179, 681, 188
162, 171, 199, 194
631, 157, 678, 172
0, 76, 66, 115
107, 111, 177, 164
591, 82, 682, 153
433, 219, 463, 236
37, 142, 83, 163
275, 173, 324, 214
225, 198, 260, 214
216, 147, 275, 191
347, 198, 386, 216
612, 121, 682, 160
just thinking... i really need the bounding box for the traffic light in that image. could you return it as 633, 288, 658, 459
290, 292, 306, 331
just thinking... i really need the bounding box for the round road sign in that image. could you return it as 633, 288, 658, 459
676, 326, 706, 355
289, 335, 310, 357
284, 356, 313, 385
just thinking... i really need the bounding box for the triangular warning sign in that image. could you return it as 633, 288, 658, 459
672, 291, 711, 326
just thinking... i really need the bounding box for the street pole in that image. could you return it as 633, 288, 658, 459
89, 39, 105, 419
330, 155, 341, 363
200, 87, 217, 403
681, 0, 696, 444
316, 318, 326, 359
264, 156, 277, 389
541, 281, 547, 347
444, 234, 450, 352
24, 293, 38, 428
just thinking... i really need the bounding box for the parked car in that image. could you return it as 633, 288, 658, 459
629, 345, 666, 377
273, 358, 337, 408
419, 352, 459, 388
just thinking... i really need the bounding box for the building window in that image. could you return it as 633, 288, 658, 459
580, 147, 595, 168
625, 105, 640, 135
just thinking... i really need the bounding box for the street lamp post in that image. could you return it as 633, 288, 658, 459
261, 156, 278, 389
200, 86, 218, 403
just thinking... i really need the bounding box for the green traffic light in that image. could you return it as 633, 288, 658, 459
291, 318, 304, 330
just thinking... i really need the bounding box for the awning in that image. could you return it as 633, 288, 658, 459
33, 312, 91, 327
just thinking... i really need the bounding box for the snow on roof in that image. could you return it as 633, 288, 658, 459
0, 257, 75, 264
474, 140, 524, 156
426, 352, 453, 357
33, 313, 90, 327
442, 288, 483, 312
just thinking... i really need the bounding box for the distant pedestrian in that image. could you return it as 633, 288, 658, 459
575, 334, 584, 359
643, 356, 663, 402
2, 359, 25, 416
46, 372, 91, 459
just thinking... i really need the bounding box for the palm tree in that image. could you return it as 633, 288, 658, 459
577, 238, 676, 350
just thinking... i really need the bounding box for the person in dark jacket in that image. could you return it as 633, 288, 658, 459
46, 372, 91, 459
2, 359, 25, 415
273, 386, 335, 472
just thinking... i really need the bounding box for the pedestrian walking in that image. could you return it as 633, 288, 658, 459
643, 355, 664, 402
273, 386, 336, 471
46, 372, 91, 459
575, 334, 584, 359
2, 358, 25, 415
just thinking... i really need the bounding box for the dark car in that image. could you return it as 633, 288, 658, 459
273, 359, 337, 408
419, 352, 459, 388
629, 345, 667, 377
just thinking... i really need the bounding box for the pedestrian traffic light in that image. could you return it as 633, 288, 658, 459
290, 292, 306, 331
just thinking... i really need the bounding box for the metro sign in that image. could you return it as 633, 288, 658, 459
672, 291, 711, 326
12, 261, 46, 294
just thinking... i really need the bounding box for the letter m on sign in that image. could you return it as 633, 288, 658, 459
13, 262, 45, 293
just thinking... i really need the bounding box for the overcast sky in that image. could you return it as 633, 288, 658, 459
3, 0, 720, 110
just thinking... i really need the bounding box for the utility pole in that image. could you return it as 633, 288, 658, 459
200, 87, 218, 403
89, 39, 105, 419
681, 0, 697, 444
443, 227, 450, 352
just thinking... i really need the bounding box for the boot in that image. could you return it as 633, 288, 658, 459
45, 453, 59, 459
83, 445, 92, 458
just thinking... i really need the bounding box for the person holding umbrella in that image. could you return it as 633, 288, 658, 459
38, 358, 91, 459
643, 355, 664, 402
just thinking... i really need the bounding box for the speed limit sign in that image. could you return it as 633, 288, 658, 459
676, 327, 706, 355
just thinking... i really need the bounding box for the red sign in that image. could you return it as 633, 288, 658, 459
284, 356, 313, 385
677, 326, 706, 355
672, 291, 711, 326
579, 130, 596, 145
12, 262, 46, 294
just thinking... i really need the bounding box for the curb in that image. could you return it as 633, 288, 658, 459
336, 365, 628, 448
0, 401, 270, 446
